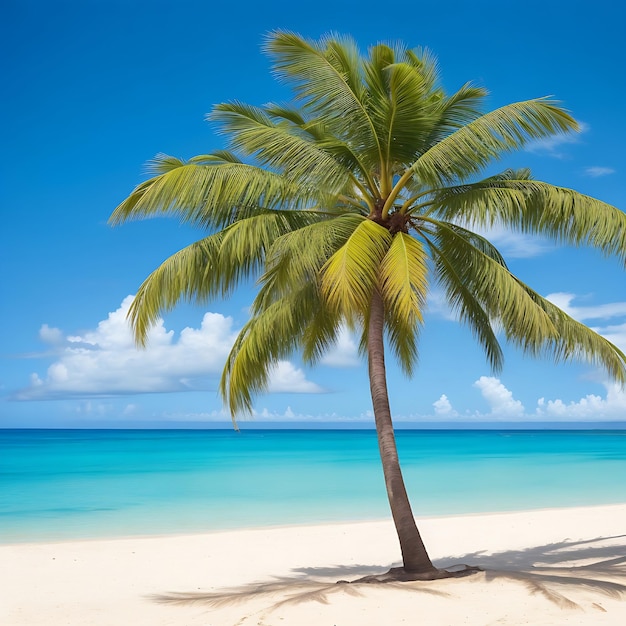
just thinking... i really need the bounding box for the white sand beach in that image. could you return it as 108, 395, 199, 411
2, 504, 625, 625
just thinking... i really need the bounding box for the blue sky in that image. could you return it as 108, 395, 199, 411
2, 0, 625, 428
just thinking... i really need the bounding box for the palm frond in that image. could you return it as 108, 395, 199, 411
426, 218, 626, 380
110, 155, 321, 228
264, 31, 382, 168
519, 183, 626, 263
383, 299, 420, 376
431, 177, 626, 264
521, 289, 626, 382
209, 102, 351, 194
189, 151, 243, 164
427, 174, 531, 225
379, 232, 428, 326
421, 226, 504, 370
321, 219, 392, 318
256, 214, 364, 312
379, 60, 441, 166
301, 305, 345, 365
127, 233, 226, 346
259, 105, 379, 201
127, 210, 322, 345
220, 282, 321, 417
427, 219, 560, 350
216, 210, 323, 289
408, 98, 578, 187
264, 103, 307, 126
405, 47, 441, 90
423, 83, 487, 148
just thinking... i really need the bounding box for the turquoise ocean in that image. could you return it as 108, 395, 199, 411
1, 428, 625, 543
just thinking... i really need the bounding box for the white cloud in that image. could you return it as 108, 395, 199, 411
266, 361, 323, 394
39, 324, 64, 345
584, 166, 615, 178
594, 322, 626, 353
16, 296, 323, 400
433, 394, 458, 417
473, 376, 525, 418
454, 221, 554, 260
546, 292, 626, 323
251, 407, 358, 422
536, 382, 626, 420
525, 122, 589, 158
320, 325, 360, 367
475, 225, 553, 258
73, 401, 114, 416
545, 293, 626, 353
467, 377, 626, 422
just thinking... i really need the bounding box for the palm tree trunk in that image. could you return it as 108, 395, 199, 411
367, 290, 435, 574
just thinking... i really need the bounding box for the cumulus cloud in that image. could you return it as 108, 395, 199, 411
473, 376, 525, 418
467, 376, 626, 422
433, 394, 458, 417
464, 293, 626, 421
266, 362, 323, 394
584, 166, 615, 178
39, 324, 64, 345
536, 382, 626, 420
15, 296, 323, 400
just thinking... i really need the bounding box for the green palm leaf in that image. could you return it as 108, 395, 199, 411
220, 281, 322, 416
209, 102, 352, 193
128, 233, 226, 346
321, 219, 392, 317
115, 31, 625, 576
428, 219, 559, 346
422, 224, 506, 371
379, 232, 428, 326
110, 155, 317, 229
408, 99, 578, 188
520, 286, 626, 382
264, 31, 383, 170
431, 176, 626, 264
256, 214, 364, 312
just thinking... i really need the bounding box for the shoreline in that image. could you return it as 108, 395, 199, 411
4, 500, 626, 547
3, 503, 625, 625
5, 498, 626, 549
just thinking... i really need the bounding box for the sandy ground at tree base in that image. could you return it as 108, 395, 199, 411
2, 504, 626, 625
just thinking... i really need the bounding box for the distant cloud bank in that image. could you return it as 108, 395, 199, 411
430, 376, 626, 422
14, 296, 324, 401
12, 289, 626, 424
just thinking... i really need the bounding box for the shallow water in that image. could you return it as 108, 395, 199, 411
1, 429, 625, 542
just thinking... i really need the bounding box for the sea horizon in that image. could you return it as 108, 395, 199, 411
2, 421, 626, 430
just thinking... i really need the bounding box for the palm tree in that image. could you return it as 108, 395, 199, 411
111, 32, 626, 580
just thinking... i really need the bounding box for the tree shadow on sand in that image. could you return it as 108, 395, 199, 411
438, 534, 626, 610
152, 534, 626, 620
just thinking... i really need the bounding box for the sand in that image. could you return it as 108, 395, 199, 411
2, 504, 625, 625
